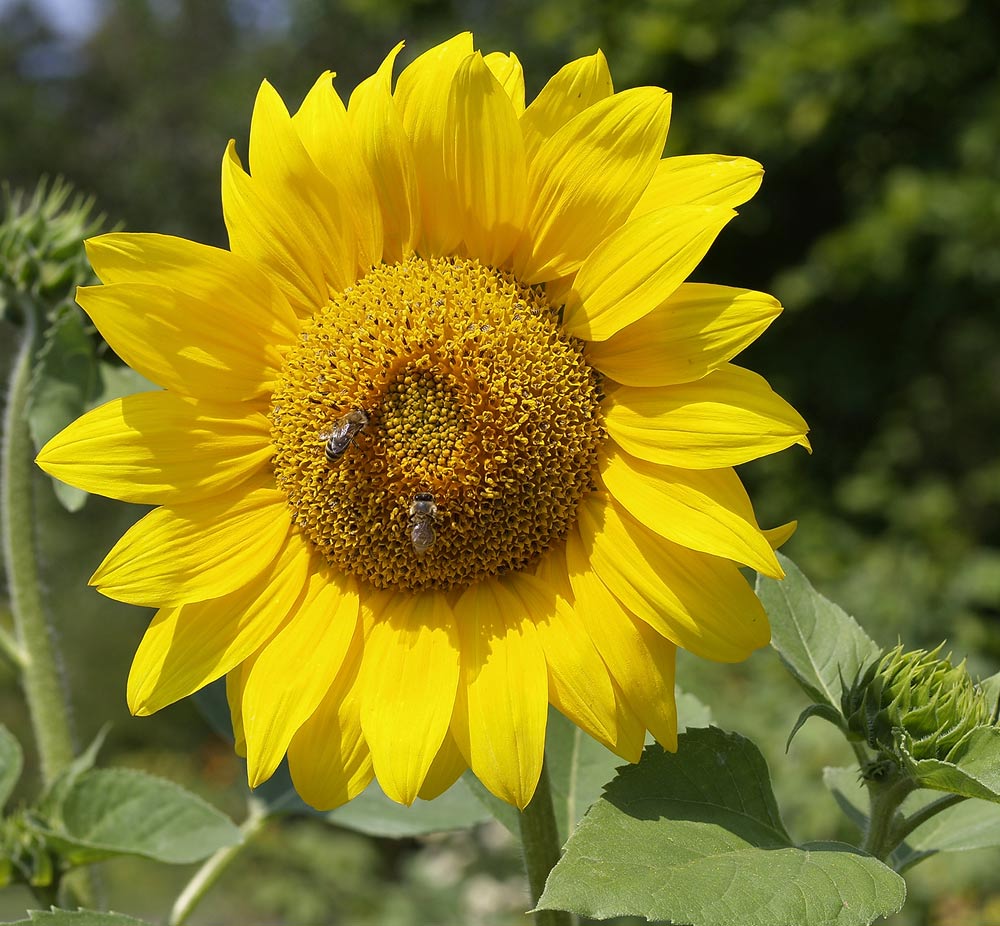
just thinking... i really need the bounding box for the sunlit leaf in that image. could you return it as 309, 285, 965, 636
539, 728, 905, 926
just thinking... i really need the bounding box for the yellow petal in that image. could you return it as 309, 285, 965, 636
36, 391, 272, 504
599, 445, 782, 578
604, 364, 811, 469
221, 139, 328, 316
763, 520, 798, 550
247, 80, 360, 294
85, 232, 297, 335
243, 567, 360, 787
126, 531, 312, 715
91, 476, 290, 607
446, 52, 527, 267
348, 43, 421, 263
630, 155, 764, 219
576, 494, 770, 662
359, 591, 460, 806
395, 33, 474, 256
287, 624, 375, 810
416, 731, 468, 801
562, 205, 736, 341
226, 653, 258, 758
519, 51, 613, 165
292, 72, 383, 273
586, 282, 782, 386
517, 87, 672, 283
452, 579, 548, 809
483, 51, 525, 115
75, 281, 285, 401
506, 571, 618, 748
544, 540, 678, 752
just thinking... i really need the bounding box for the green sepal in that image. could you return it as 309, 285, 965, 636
786, 702, 847, 751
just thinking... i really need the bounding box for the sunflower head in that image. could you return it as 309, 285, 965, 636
35, 34, 808, 810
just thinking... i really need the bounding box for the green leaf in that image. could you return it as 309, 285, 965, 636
677, 687, 714, 731
822, 765, 869, 833
893, 797, 1000, 870
27, 307, 100, 511
538, 728, 906, 926
36, 768, 241, 864
35, 728, 107, 821
327, 777, 491, 837
5, 910, 151, 926
0, 724, 24, 808
756, 554, 880, 709
786, 703, 846, 751
912, 726, 1000, 802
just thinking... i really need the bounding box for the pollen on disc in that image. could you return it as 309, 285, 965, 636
269, 256, 604, 592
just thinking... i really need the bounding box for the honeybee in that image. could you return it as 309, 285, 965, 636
322, 409, 369, 463
408, 492, 438, 555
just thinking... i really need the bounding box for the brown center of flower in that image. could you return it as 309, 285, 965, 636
269, 256, 604, 591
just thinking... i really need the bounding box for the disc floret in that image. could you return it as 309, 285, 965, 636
269, 257, 604, 591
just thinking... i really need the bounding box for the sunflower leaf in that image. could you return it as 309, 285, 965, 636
326, 778, 492, 837
538, 728, 906, 926
33, 768, 241, 865
4, 910, 151, 926
911, 726, 1000, 802
27, 306, 100, 512
0, 725, 23, 809
756, 554, 880, 710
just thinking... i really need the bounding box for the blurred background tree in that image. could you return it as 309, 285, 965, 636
1, 0, 998, 923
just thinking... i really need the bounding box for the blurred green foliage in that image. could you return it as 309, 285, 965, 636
1, 0, 998, 923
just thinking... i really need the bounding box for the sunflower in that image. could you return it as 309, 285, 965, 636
36, 34, 809, 810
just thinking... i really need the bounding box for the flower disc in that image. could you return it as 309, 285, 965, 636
269, 256, 604, 591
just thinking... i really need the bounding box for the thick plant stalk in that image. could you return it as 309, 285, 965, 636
518, 758, 573, 926
1, 311, 75, 784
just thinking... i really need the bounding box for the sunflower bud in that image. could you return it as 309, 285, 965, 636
843, 643, 997, 770
0, 178, 103, 322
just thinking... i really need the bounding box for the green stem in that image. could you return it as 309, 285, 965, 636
2, 311, 75, 785
861, 771, 916, 860
518, 759, 572, 926
169, 798, 268, 926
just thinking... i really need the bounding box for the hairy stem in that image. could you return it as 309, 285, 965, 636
517, 759, 572, 926
2, 311, 75, 784
169, 798, 269, 926
862, 770, 916, 860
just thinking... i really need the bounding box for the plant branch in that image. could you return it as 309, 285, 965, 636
169, 797, 269, 926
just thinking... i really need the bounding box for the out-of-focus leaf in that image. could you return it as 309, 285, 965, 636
36, 768, 240, 864
5, 909, 151, 925
27, 307, 99, 512
0, 724, 23, 808
327, 778, 491, 838
822, 765, 869, 833
756, 554, 880, 709
539, 728, 906, 926
35, 728, 107, 821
